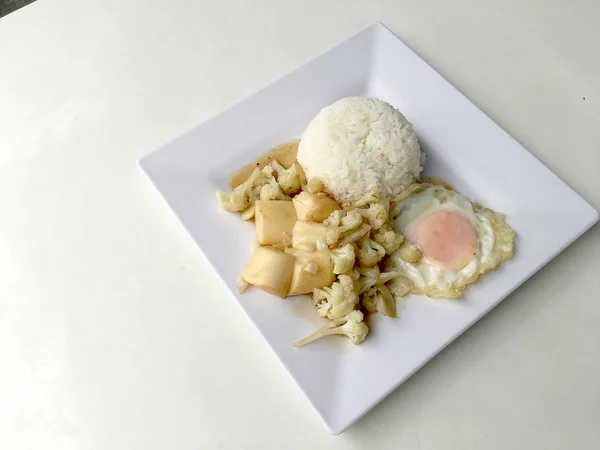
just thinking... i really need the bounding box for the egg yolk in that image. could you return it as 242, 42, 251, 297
412, 211, 477, 270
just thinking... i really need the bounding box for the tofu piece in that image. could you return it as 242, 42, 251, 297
288, 250, 335, 296
255, 200, 297, 246
291, 221, 330, 251
241, 247, 296, 298
292, 191, 340, 222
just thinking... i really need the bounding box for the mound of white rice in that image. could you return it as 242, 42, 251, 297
297, 97, 424, 205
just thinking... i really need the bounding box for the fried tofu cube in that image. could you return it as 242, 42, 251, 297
254, 200, 297, 246
292, 192, 340, 222
241, 247, 296, 298
291, 222, 331, 251
288, 250, 335, 296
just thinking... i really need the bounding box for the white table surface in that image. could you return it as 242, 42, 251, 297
1, 1, 599, 449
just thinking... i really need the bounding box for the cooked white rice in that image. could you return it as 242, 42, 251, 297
297, 97, 424, 205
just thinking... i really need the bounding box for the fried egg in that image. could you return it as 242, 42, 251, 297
387, 183, 515, 298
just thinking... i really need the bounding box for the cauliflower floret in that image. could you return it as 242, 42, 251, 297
379, 270, 404, 283
216, 187, 251, 212
306, 177, 324, 194
337, 223, 372, 247
348, 268, 361, 281
311, 274, 359, 320
324, 207, 370, 248
358, 203, 388, 230
356, 265, 380, 294
361, 284, 397, 317
270, 160, 302, 195
357, 266, 403, 294
324, 210, 343, 227
329, 243, 356, 274
260, 182, 289, 201
356, 236, 386, 267
292, 310, 369, 347
261, 164, 275, 179
372, 225, 404, 254
358, 266, 380, 278
340, 210, 364, 233
357, 275, 377, 295
325, 208, 363, 233
217, 167, 273, 212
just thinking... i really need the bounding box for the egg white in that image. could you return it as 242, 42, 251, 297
386, 183, 515, 298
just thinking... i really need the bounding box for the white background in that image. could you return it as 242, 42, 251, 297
1, 1, 598, 449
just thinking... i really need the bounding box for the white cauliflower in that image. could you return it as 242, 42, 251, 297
337, 223, 371, 247
361, 284, 397, 318
328, 243, 356, 274
260, 182, 289, 201
356, 266, 380, 294
292, 310, 369, 347
356, 236, 386, 267
217, 166, 273, 212
358, 202, 388, 230
372, 225, 404, 254
306, 177, 324, 194
323, 207, 371, 248
270, 160, 302, 195
348, 268, 361, 281
312, 274, 359, 320
325, 208, 363, 233
356, 265, 403, 296
379, 270, 404, 283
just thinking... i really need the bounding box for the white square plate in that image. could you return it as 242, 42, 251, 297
139, 23, 598, 434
